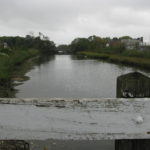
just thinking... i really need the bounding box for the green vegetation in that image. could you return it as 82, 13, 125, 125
0, 49, 38, 81
70, 35, 126, 54
1, 34, 150, 97
122, 49, 150, 58
69, 35, 150, 69
0, 33, 56, 97
79, 51, 150, 69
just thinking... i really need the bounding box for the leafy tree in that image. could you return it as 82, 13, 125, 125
0, 33, 56, 55
119, 36, 132, 40
71, 38, 90, 53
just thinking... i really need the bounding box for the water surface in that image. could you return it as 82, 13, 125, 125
16, 55, 150, 98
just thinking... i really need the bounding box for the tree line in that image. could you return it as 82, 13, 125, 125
0, 32, 56, 56
57, 35, 131, 54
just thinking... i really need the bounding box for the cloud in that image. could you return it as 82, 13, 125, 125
0, 0, 150, 44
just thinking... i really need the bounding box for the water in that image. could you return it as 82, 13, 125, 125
16, 55, 150, 98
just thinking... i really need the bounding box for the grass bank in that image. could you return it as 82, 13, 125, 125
0, 49, 39, 97
79, 51, 150, 70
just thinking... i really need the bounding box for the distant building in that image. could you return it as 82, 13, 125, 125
121, 37, 143, 50
3, 42, 8, 49
0, 42, 9, 49
106, 43, 110, 48
109, 38, 122, 48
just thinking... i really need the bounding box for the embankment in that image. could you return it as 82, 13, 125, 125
0, 49, 38, 97
79, 51, 150, 70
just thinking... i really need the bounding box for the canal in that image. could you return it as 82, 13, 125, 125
16, 55, 150, 98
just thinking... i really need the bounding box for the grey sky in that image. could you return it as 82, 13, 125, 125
0, 0, 150, 44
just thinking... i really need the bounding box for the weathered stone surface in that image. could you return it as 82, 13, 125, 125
0, 98, 149, 140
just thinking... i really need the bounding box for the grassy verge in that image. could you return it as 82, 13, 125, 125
79, 51, 150, 70
0, 49, 39, 97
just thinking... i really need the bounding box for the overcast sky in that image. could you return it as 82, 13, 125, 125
0, 0, 150, 44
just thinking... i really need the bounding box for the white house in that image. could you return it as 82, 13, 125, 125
121, 37, 143, 50
3, 42, 8, 49
106, 43, 110, 48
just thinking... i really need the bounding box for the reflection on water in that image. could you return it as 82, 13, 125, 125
16, 55, 150, 98
35, 55, 56, 66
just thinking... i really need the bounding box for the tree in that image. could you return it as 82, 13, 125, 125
119, 36, 132, 40
70, 38, 90, 53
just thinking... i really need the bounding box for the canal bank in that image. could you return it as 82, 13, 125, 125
79, 51, 150, 70
0, 49, 39, 97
